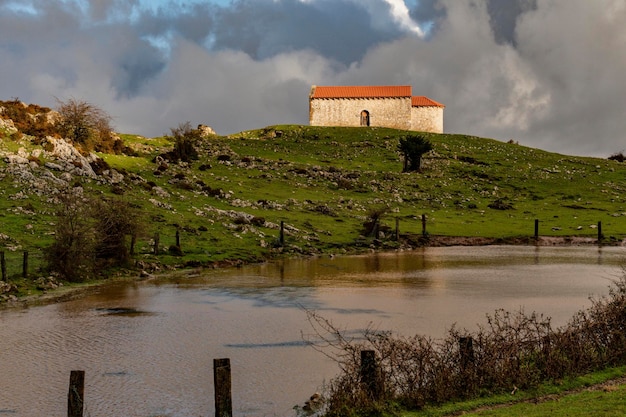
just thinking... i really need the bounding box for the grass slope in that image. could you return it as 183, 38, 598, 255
406, 367, 626, 417
1, 125, 626, 284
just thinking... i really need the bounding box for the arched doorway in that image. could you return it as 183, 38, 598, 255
360, 110, 370, 126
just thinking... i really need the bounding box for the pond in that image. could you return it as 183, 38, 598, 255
0, 245, 624, 416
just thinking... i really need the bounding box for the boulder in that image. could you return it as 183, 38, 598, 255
0, 281, 17, 294
198, 124, 217, 137
0, 118, 18, 134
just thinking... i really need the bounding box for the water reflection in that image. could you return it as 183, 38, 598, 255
0, 246, 624, 417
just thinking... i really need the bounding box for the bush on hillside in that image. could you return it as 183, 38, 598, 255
92, 198, 144, 266
161, 121, 201, 162
56, 97, 124, 154
608, 151, 625, 162
362, 207, 389, 237
46, 190, 144, 282
45, 190, 97, 283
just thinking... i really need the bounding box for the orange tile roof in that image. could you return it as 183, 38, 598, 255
412, 96, 445, 107
311, 85, 412, 99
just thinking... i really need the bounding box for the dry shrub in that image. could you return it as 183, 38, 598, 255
362, 207, 388, 237
0, 99, 59, 139
46, 191, 144, 281
307, 275, 626, 414
163, 122, 201, 162
56, 97, 117, 153
45, 190, 96, 283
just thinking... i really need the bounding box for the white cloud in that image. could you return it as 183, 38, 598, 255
384, 0, 424, 37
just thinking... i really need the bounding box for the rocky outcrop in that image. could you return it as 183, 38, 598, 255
0, 117, 18, 135
0, 280, 18, 303
1, 136, 126, 194
198, 124, 217, 137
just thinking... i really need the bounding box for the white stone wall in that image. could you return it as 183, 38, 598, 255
411, 106, 444, 133
310, 97, 412, 130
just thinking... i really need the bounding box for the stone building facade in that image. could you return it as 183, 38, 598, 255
309, 85, 444, 133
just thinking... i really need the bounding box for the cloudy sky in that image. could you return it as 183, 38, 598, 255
1, 0, 624, 157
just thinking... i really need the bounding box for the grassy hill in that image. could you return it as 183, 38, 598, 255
1, 124, 626, 284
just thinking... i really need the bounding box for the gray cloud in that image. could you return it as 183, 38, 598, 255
486, 0, 537, 46
0, 0, 624, 157
210, 0, 400, 64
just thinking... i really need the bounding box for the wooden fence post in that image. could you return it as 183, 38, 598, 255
279, 221, 285, 247
360, 350, 383, 401
214, 358, 232, 417
459, 337, 475, 394
421, 214, 427, 237
0, 252, 6, 281
154, 233, 160, 255
534, 219, 539, 240
395, 217, 400, 241
22, 251, 28, 279
459, 337, 475, 370
597, 221, 603, 243
68, 370, 85, 417
175, 229, 181, 249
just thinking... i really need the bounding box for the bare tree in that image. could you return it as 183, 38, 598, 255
45, 190, 96, 282
56, 97, 114, 152
46, 191, 144, 281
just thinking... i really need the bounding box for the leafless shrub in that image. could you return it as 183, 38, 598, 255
45, 189, 96, 283
163, 121, 200, 162
362, 207, 388, 237
56, 97, 117, 153
46, 191, 144, 281
91, 198, 144, 267
307, 275, 626, 414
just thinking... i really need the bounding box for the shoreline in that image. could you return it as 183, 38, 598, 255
422, 235, 624, 247
1, 235, 624, 309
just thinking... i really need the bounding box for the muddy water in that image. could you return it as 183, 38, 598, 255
0, 246, 623, 416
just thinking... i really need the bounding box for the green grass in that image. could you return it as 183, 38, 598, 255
404, 367, 626, 417
2, 124, 626, 277
460, 388, 626, 417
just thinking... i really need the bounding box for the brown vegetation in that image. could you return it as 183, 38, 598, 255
45, 189, 144, 282
1, 97, 134, 154
161, 121, 201, 162
307, 275, 626, 415
55, 97, 118, 153
0, 98, 58, 139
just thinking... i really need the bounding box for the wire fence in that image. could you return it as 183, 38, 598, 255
0, 249, 46, 281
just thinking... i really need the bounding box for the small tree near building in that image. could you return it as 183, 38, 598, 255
398, 134, 433, 172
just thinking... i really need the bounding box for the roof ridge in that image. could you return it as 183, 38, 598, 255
412, 96, 445, 108
311, 85, 412, 99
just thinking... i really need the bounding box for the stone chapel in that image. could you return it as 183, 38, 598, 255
308, 85, 444, 133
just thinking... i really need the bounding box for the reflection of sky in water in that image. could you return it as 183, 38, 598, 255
195, 286, 391, 318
